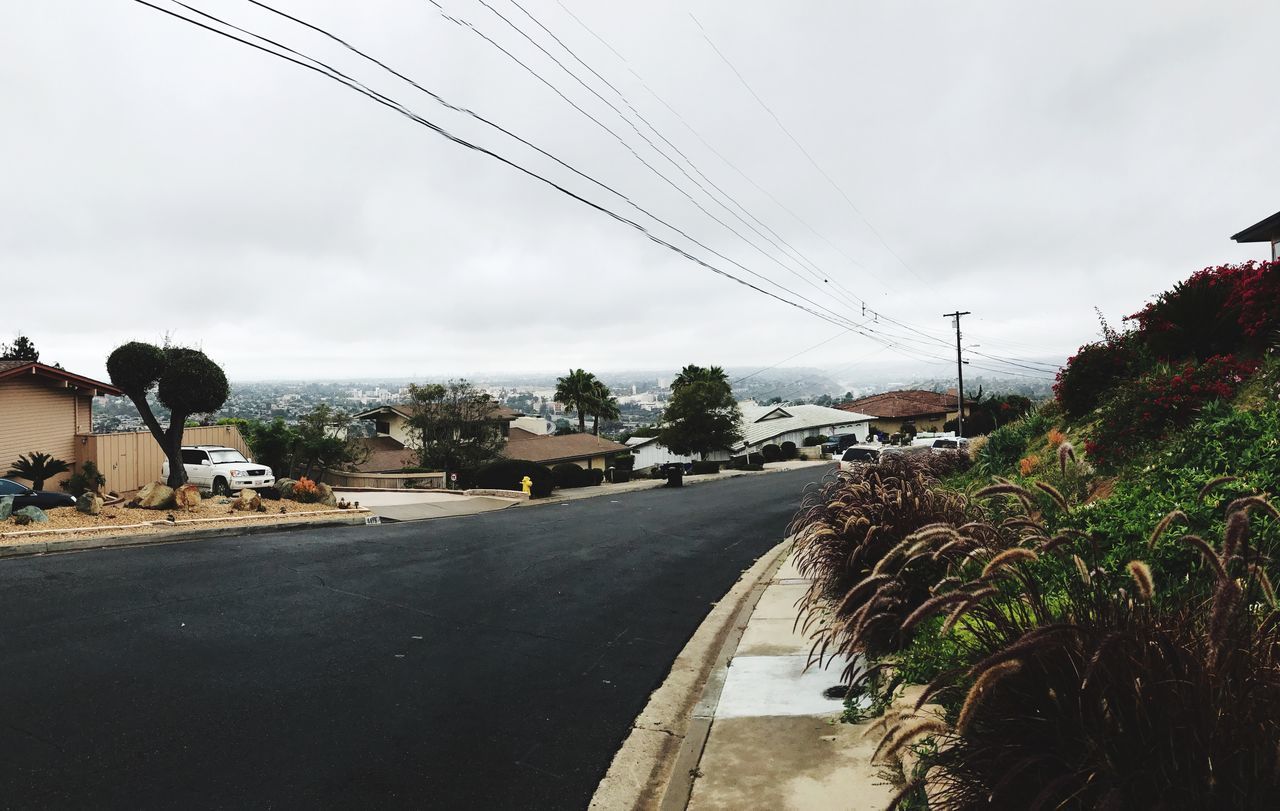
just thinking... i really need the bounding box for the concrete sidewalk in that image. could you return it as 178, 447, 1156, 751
342, 490, 520, 522
680, 553, 896, 811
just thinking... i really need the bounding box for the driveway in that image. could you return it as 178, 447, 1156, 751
340, 488, 519, 522
0, 466, 830, 808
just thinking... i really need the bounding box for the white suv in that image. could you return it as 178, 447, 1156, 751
161, 445, 275, 495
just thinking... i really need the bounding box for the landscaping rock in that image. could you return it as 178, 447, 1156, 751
173, 483, 202, 511
316, 482, 337, 507
15, 506, 48, 523
231, 489, 262, 512
135, 481, 175, 509
0, 496, 12, 521
76, 492, 104, 516
276, 478, 297, 499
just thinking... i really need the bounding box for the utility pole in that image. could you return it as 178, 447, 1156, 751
943, 311, 970, 438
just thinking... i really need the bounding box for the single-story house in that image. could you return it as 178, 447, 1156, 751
0, 360, 123, 488
623, 435, 725, 470
504, 428, 629, 470
733, 403, 873, 456
1232, 209, 1280, 261
836, 390, 967, 436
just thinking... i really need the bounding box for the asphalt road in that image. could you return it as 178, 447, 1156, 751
0, 465, 830, 809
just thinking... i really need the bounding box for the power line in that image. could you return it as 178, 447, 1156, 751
689, 12, 926, 284
131, 0, 870, 335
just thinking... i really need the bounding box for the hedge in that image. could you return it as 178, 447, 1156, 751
475, 459, 554, 498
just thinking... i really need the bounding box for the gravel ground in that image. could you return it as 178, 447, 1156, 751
0, 497, 364, 544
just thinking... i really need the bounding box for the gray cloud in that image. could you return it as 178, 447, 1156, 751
3, 0, 1276, 382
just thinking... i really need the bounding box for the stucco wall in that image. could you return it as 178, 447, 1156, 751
0, 378, 92, 489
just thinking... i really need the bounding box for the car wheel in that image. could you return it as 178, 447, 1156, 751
212, 478, 230, 497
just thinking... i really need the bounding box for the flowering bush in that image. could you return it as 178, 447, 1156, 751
1054, 332, 1149, 419
1047, 428, 1066, 447
292, 476, 320, 503
1127, 261, 1280, 360
1085, 354, 1260, 469
1018, 454, 1039, 476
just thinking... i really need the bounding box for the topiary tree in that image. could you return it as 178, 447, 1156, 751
780, 441, 798, 460
761, 443, 782, 462
107, 342, 229, 488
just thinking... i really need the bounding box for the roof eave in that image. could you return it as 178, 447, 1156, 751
1232, 210, 1280, 243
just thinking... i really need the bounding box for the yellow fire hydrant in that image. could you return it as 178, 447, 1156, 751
520, 475, 533, 496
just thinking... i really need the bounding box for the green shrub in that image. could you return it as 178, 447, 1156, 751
690, 460, 721, 475
728, 453, 765, 469
587, 468, 605, 486
780, 441, 798, 460
761, 444, 782, 462
551, 462, 589, 489
474, 460, 554, 498
803, 435, 828, 447
61, 461, 106, 497
610, 454, 635, 471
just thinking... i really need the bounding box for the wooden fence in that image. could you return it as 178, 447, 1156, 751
76, 425, 251, 495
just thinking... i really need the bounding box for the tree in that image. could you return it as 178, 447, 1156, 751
555, 369, 599, 434
0, 335, 39, 362
403, 380, 506, 480
659, 364, 743, 460
291, 405, 368, 481
106, 342, 229, 487
241, 418, 298, 479
589, 379, 620, 436
5, 451, 70, 490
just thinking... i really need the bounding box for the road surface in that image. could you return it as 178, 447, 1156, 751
0, 466, 830, 808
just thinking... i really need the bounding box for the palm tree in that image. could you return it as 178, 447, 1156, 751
5, 451, 71, 490
555, 369, 599, 434
589, 380, 621, 436
672, 364, 730, 391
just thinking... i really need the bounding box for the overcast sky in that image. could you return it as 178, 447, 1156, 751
4, 1, 1277, 383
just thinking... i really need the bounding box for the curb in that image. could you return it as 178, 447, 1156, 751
589, 536, 793, 811
0, 513, 373, 559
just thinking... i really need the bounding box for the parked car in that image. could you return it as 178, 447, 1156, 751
821, 433, 865, 456
930, 437, 970, 452
838, 445, 881, 471
161, 445, 275, 496
0, 478, 77, 510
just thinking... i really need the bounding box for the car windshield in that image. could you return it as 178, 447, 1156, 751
209, 450, 249, 464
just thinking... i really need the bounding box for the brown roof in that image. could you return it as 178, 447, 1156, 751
837, 390, 964, 419
350, 436, 418, 473
0, 361, 124, 396
503, 431, 629, 465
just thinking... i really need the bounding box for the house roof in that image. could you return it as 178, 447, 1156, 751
504, 431, 629, 465
736, 403, 872, 450
625, 435, 658, 447
0, 361, 123, 396
353, 403, 521, 422
1232, 210, 1280, 243
837, 390, 963, 420
350, 435, 418, 473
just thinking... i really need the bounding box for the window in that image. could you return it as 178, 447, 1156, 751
0, 479, 28, 495
181, 449, 209, 466
375, 420, 391, 436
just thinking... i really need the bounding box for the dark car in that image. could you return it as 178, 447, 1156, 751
0, 478, 77, 511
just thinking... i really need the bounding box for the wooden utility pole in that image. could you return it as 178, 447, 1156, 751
943, 311, 971, 438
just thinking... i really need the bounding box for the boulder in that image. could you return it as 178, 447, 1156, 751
76, 492, 104, 516
135, 481, 176, 510
0, 496, 12, 521
276, 478, 297, 499
15, 506, 49, 523
173, 484, 202, 511
231, 489, 262, 512
316, 482, 337, 507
